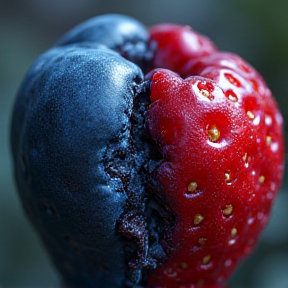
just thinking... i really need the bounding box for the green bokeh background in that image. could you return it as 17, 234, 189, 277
1, 1, 287, 287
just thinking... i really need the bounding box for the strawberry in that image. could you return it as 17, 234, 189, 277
144, 27, 284, 288
149, 24, 217, 73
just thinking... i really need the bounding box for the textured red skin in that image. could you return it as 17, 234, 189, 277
182, 51, 270, 99
149, 24, 217, 73
145, 28, 284, 288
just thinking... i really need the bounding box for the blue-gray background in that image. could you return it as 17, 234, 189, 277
1, 1, 288, 287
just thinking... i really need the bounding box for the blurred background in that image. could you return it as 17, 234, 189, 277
1, 0, 288, 287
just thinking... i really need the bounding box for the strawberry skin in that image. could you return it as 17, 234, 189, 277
145, 67, 284, 287
150, 24, 217, 73
144, 25, 284, 287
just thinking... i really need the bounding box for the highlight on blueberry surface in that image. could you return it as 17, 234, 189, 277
11, 13, 284, 288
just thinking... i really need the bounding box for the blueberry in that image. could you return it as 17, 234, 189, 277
56, 14, 154, 73
11, 14, 168, 288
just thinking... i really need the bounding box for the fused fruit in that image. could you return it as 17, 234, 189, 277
11, 14, 284, 288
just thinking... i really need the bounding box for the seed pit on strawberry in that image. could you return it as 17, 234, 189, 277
197, 80, 215, 92
250, 78, 260, 92
222, 204, 233, 217
194, 214, 204, 225
259, 175, 265, 184
266, 135, 272, 146
208, 125, 221, 142
243, 152, 250, 167
196, 80, 216, 101
224, 171, 232, 185
238, 63, 251, 74
246, 110, 255, 120
187, 181, 198, 192
202, 255, 211, 266
200, 88, 213, 100
231, 228, 237, 238
225, 89, 238, 102
206, 122, 228, 148
224, 72, 242, 87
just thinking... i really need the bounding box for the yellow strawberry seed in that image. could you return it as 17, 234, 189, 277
202, 255, 211, 265
188, 181, 197, 192
259, 175, 265, 184
208, 125, 220, 142
266, 136, 272, 146
247, 111, 255, 120
223, 204, 233, 216
231, 228, 237, 237
194, 214, 204, 225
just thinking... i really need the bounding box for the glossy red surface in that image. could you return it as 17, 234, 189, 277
145, 27, 284, 287
150, 24, 217, 74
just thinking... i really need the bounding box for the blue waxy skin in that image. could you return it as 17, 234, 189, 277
11, 15, 166, 288
56, 14, 154, 73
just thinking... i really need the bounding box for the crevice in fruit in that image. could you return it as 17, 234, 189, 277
103, 81, 171, 285
116, 39, 156, 74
